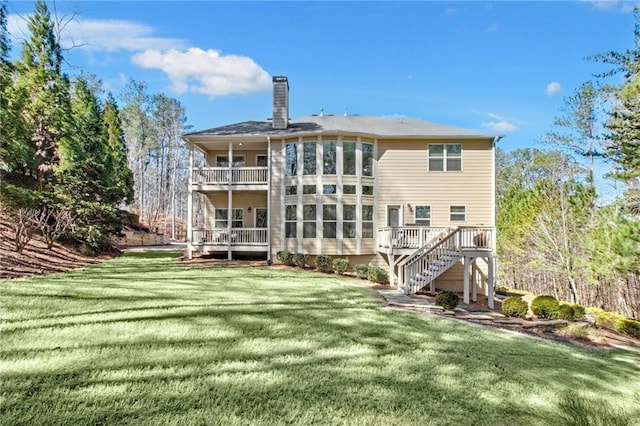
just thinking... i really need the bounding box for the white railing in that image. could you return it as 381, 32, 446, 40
192, 167, 268, 185
458, 226, 494, 250
377, 227, 450, 250
192, 228, 268, 245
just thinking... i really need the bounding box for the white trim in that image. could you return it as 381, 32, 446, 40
280, 140, 286, 250
414, 204, 431, 226
449, 204, 467, 222
266, 136, 272, 261
428, 143, 463, 172
386, 204, 403, 227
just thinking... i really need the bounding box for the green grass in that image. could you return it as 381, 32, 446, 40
1, 251, 639, 425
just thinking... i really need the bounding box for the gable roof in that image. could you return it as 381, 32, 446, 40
184, 115, 498, 139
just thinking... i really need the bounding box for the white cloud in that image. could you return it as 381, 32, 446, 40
546, 81, 562, 96
132, 48, 271, 97
482, 120, 518, 133
7, 14, 185, 52
588, 1, 619, 10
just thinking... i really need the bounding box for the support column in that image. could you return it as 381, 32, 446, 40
388, 253, 396, 287
228, 141, 233, 261
267, 137, 272, 262
187, 143, 194, 259
472, 260, 478, 302
487, 256, 495, 309
463, 256, 470, 305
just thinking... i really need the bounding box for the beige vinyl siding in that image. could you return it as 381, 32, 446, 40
376, 138, 494, 227
204, 192, 267, 228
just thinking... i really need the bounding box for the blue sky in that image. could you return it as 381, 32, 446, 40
5, 1, 637, 161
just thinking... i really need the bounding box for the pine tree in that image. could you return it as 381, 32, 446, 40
102, 93, 134, 205
14, 0, 72, 190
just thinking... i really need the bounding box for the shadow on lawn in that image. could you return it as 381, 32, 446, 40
2, 251, 639, 425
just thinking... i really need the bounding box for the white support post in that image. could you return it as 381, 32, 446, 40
227, 141, 233, 261
187, 143, 194, 259
472, 260, 478, 302
267, 137, 272, 262
389, 254, 396, 287
487, 256, 495, 309
463, 256, 470, 305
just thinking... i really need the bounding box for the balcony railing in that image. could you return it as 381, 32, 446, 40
192, 228, 268, 245
192, 167, 268, 185
377, 226, 494, 251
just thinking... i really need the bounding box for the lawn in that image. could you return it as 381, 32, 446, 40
1, 251, 639, 425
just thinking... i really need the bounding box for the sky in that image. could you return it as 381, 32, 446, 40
5, 0, 639, 197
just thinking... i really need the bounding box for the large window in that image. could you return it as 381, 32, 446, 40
303, 184, 316, 194
323, 204, 337, 238
216, 155, 245, 167
303, 142, 316, 175
323, 141, 337, 175
303, 205, 316, 238
215, 208, 243, 228
450, 205, 466, 222
362, 205, 374, 238
415, 205, 431, 226
362, 143, 373, 176
343, 141, 356, 175
429, 144, 462, 171
343, 205, 356, 238
285, 205, 297, 238
285, 143, 297, 176
256, 155, 268, 167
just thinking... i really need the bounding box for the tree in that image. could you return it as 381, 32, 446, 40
14, 0, 72, 190
102, 93, 134, 205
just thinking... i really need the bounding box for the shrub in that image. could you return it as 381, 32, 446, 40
332, 258, 349, 275
571, 304, 586, 320
293, 253, 309, 268
558, 304, 576, 321
355, 264, 370, 279
495, 285, 510, 296
276, 250, 294, 266
614, 318, 640, 339
367, 266, 389, 284
531, 295, 560, 319
502, 296, 528, 318
315, 255, 332, 272
435, 290, 459, 310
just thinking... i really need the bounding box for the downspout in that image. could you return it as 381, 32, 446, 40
267, 136, 272, 263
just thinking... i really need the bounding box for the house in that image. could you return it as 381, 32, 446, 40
182, 76, 501, 307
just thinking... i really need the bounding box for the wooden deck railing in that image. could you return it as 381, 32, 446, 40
192, 228, 268, 245
192, 167, 268, 185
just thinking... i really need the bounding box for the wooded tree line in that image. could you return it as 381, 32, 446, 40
497, 11, 640, 319
0, 0, 196, 253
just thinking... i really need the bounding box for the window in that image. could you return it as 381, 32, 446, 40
303, 205, 316, 238
322, 184, 337, 195
216, 155, 245, 167
362, 185, 374, 196
323, 204, 336, 238
343, 205, 356, 238
285, 185, 297, 195
362, 205, 374, 238
450, 205, 466, 222
415, 205, 431, 226
285, 143, 297, 176
285, 205, 297, 238
343, 185, 356, 195
323, 141, 336, 174
362, 143, 373, 176
303, 142, 316, 175
343, 141, 356, 175
215, 208, 243, 228
256, 155, 268, 167
429, 144, 462, 171
303, 184, 316, 195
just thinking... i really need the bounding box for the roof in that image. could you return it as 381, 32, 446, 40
184, 115, 498, 139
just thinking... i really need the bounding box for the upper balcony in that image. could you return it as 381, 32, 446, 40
192, 167, 268, 190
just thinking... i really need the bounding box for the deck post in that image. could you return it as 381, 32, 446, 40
487, 255, 495, 309
227, 141, 233, 261
471, 260, 478, 302
187, 142, 194, 259
389, 254, 396, 287
463, 256, 470, 305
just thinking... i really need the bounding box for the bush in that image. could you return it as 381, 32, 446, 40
315, 255, 332, 272
332, 258, 349, 275
355, 264, 370, 279
502, 296, 528, 318
531, 295, 560, 319
572, 304, 586, 320
587, 308, 640, 338
558, 304, 576, 321
276, 250, 294, 266
495, 285, 510, 296
614, 318, 640, 339
435, 290, 459, 310
367, 266, 389, 284
293, 253, 309, 268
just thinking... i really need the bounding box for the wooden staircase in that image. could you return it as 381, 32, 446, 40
398, 228, 463, 295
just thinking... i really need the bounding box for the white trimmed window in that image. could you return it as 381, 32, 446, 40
323, 204, 337, 238
215, 208, 243, 228
285, 205, 297, 238
343, 205, 356, 238
285, 143, 297, 176
323, 184, 337, 195
303, 184, 316, 194
362, 143, 374, 176
323, 141, 337, 175
285, 185, 297, 195
415, 205, 431, 226
257, 154, 268, 167
343, 185, 356, 195
362, 205, 374, 238
450, 205, 466, 222
343, 141, 357, 175
216, 155, 245, 167
429, 144, 462, 171
303, 205, 316, 238
303, 142, 316, 175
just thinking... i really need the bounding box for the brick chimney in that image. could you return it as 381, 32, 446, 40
272, 76, 289, 130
